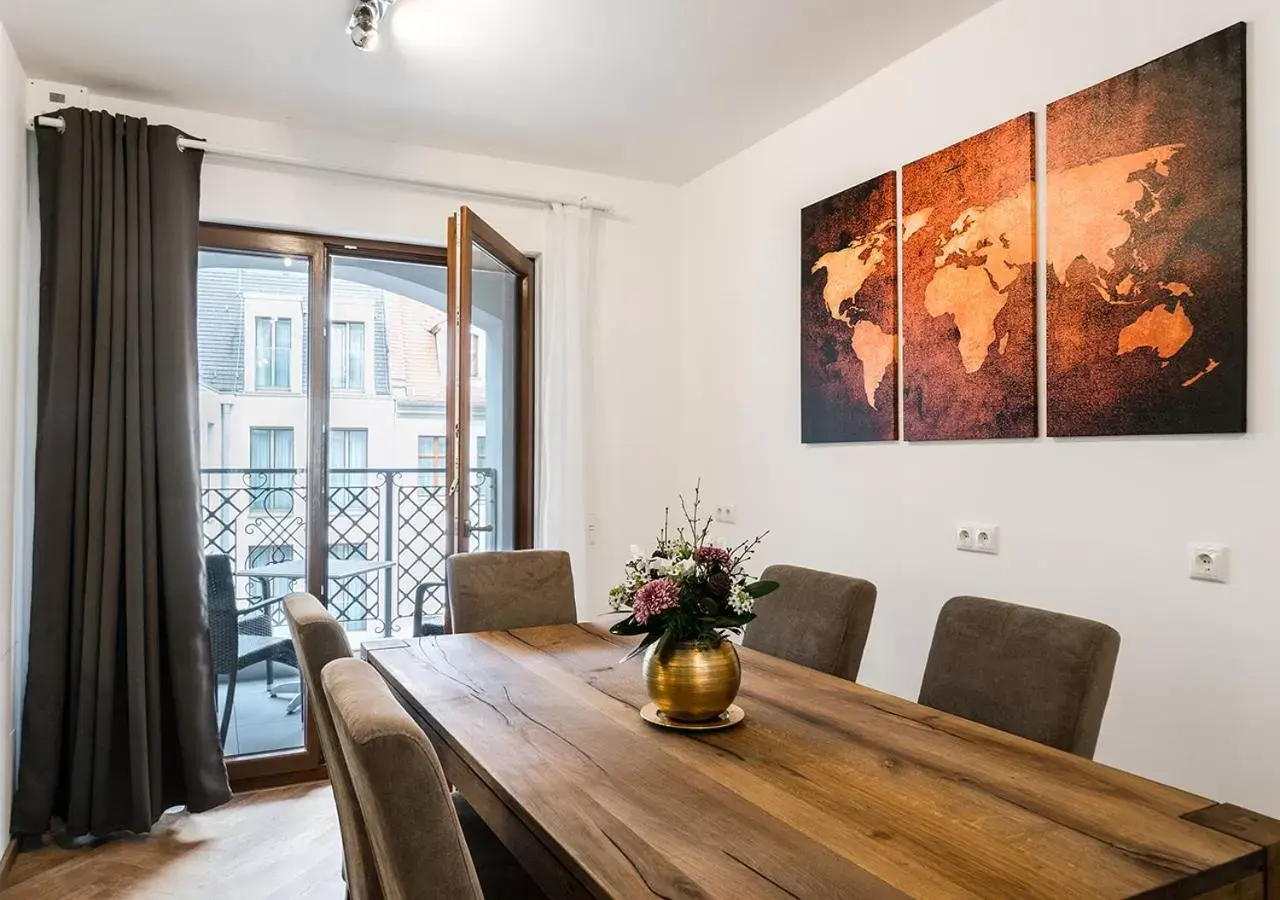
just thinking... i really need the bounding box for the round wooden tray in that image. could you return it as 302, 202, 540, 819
640, 703, 745, 732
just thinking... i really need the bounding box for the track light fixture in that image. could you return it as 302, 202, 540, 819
348, 0, 397, 51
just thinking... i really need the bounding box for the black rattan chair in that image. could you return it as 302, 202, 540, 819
412, 581, 447, 637
206, 554, 297, 747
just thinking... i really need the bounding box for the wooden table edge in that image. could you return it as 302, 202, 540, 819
1179, 803, 1280, 900
367, 644, 604, 900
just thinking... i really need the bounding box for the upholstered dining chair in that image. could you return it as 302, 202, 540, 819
918, 596, 1121, 758
284, 593, 381, 900
293, 596, 545, 899
323, 657, 495, 900
446, 550, 577, 634
742, 565, 877, 682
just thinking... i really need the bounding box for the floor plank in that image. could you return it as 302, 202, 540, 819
0, 783, 345, 900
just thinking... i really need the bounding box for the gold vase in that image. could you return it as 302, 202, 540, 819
643, 638, 741, 722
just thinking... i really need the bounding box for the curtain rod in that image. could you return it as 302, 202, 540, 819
28, 115, 612, 214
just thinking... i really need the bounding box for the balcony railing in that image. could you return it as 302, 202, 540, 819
200, 467, 498, 638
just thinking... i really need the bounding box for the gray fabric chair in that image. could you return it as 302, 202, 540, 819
446, 550, 577, 634
287, 594, 543, 899
742, 565, 877, 682
918, 596, 1121, 758
284, 593, 381, 900
324, 657, 483, 900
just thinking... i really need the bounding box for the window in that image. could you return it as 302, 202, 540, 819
331, 321, 366, 391
249, 428, 295, 511
254, 316, 293, 390
329, 428, 369, 505
418, 435, 446, 487
470, 332, 480, 378
475, 435, 487, 470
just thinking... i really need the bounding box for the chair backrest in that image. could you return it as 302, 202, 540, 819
446, 550, 577, 634
918, 596, 1121, 758
205, 554, 239, 676
283, 593, 381, 900
743, 565, 877, 682
322, 657, 484, 900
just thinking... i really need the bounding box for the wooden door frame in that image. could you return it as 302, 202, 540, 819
198, 222, 534, 789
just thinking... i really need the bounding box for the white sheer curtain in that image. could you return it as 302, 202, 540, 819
537, 203, 596, 613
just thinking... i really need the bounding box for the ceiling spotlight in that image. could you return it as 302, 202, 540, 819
348, 0, 396, 51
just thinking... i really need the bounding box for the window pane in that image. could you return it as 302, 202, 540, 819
349, 429, 368, 468
328, 254, 449, 648
275, 318, 292, 389
255, 317, 272, 389
272, 428, 294, 511
349, 323, 365, 391
249, 427, 270, 509
198, 246, 309, 761
330, 323, 345, 389
467, 242, 518, 552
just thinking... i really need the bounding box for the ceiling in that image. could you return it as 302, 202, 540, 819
0, 0, 996, 184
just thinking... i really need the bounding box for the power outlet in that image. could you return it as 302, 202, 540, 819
1189, 544, 1228, 583
973, 524, 999, 555
713, 504, 737, 525
957, 522, 999, 554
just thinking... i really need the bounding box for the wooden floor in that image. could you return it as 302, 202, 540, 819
0, 783, 346, 900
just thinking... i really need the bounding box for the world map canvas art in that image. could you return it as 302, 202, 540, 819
800, 172, 898, 443
902, 113, 1038, 441
1046, 24, 1246, 437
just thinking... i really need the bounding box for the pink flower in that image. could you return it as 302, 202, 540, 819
695, 545, 732, 568
632, 578, 680, 624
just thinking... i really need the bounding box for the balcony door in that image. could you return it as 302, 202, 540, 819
197, 216, 534, 785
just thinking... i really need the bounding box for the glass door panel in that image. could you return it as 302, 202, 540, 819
326, 253, 452, 644
196, 246, 309, 759
465, 242, 518, 552
454, 208, 535, 554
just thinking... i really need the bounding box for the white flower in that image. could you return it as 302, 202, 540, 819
675, 558, 697, 574
728, 587, 755, 615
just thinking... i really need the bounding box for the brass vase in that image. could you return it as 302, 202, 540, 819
643, 637, 741, 722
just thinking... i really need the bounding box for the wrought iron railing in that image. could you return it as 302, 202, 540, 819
200, 467, 498, 637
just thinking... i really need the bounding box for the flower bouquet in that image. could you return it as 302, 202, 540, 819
609, 484, 778, 723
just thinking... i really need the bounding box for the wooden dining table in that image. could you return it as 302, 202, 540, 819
363, 622, 1279, 899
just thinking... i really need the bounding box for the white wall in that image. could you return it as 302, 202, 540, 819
45, 92, 684, 616
0, 21, 25, 845
677, 0, 1280, 814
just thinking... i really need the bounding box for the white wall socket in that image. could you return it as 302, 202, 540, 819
957, 522, 999, 554
713, 504, 737, 525
1189, 544, 1228, 583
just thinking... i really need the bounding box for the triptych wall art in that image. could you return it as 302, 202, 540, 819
800, 23, 1246, 444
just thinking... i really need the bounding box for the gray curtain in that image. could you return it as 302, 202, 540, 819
12, 108, 231, 839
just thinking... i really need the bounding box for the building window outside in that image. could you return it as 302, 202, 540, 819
329, 428, 369, 506
331, 321, 365, 391
470, 332, 480, 378
418, 435, 446, 488
249, 427, 295, 512
254, 316, 292, 390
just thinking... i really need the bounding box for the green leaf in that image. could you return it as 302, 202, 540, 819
744, 580, 779, 598
609, 616, 650, 636
619, 630, 662, 663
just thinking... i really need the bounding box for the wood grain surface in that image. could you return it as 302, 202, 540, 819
367, 623, 1269, 900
